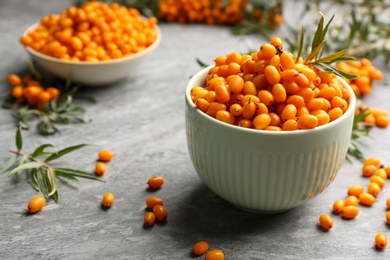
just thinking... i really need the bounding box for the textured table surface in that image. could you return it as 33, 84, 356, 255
1, 1, 390, 259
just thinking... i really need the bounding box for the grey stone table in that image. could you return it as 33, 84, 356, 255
1, 1, 390, 259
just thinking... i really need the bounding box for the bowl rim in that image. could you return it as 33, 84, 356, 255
185, 65, 357, 136
22, 21, 161, 66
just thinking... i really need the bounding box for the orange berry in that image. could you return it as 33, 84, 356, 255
144, 212, 156, 227
192, 241, 209, 256
375, 232, 387, 249
102, 192, 115, 207
370, 175, 385, 188
98, 149, 115, 162
359, 193, 376, 206
386, 211, 390, 224
364, 157, 381, 167
95, 161, 107, 176
367, 182, 381, 197
333, 200, 345, 214
205, 249, 225, 260
146, 196, 163, 209
362, 165, 377, 177
342, 205, 359, 219
11, 85, 24, 99
27, 195, 45, 213
8, 74, 22, 86
345, 195, 359, 207
319, 213, 333, 231
46, 87, 60, 99
147, 176, 164, 189
347, 184, 364, 197
152, 205, 168, 221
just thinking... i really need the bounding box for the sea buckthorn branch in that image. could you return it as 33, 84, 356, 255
0, 128, 105, 202
293, 0, 390, 67
4, 69, 93, 135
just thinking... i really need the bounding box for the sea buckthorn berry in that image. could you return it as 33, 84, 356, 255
386, 211, 390, 224
281, 104, 297, 121
147, 176, 164, 189
364, 157, 381, 167
376, 115, 389, 128
253, 113, 271, 130
345, 196, 359, 207
280, 51, 295, 70
362, 165, 378, 177
227, 75, 244, 95
229, 103, 243, 117
370, 175, 385, 188
27, 195, 45, 213
272, 83, 287, 103
215, 84, 230, 103
146, 196, 163, 209
12, 85, 24, 99
216, 110, 235, 124
144, 212, 156, 227
243, 81, 257, 96
270, 37, 283, 48
282, 119, 298, 131
347, 184, 364, 197
192, 241, 209, 256
102, 192, 115, 207
359, 193, 376, 206
45, 87, 60, 99
264, 65, 280, 85
8, 74, 22, 86
333, 199, 345, 214
153, 205, 168, 221
342, 205, 359, 219
375, 232, 387, 249
319, 213, 333, 231
257, 90, 274, 106
387, 198, 390, 209
205, 249, 225, 260
95, 162, 107, 176
259, 43, 276, 60
368, 182, 381, 197
238, 119, 253, 128
297, 114, 318, 129
375, 168, 387, 180
195, 98, 210, 113
98, 150, 115, 162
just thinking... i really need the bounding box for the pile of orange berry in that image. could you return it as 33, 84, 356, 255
158, 0, 283, 27
144, 176, 168, 227
20, 2, 158, 62
8, 73, 59, 109
337, 58, 383, 97
319, 157, 390, 249
191, 37, 350, 131
357, 103, 389, 128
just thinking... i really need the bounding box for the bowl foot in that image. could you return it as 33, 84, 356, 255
230, 203, 296, 215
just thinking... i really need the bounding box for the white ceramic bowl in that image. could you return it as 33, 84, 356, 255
185, 66, 356, 214
22, 23, 161, 86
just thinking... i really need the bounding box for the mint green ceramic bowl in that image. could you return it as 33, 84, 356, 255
185, 66, 356, 214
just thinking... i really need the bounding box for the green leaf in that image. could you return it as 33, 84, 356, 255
196, 58, 209, 68
305, 41, 325, 63
29, 169, 41, 192
55, 170, 80, 184
36, 168, 48, 196
0, 157, 18, 175
7, 162, 42, 177
296, 26, 305, 62
44, 144, 92, 162
311, 49, 347, 64
52, 190, 59, 203
311, 12, 324, 52
54, 168, 106, 182
47, 167, 57, 196
16, 127, 23, 151
32, 144, 56, 158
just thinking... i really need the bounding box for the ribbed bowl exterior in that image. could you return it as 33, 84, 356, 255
185, 66, 356, 214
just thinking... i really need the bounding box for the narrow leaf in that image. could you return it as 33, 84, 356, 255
16, 127, 23, 151
311, 12, 324, 52
7, 162, 42, 177
305, 41, 325, 63
32, 144, 56, 158
45, 144, 91, 162
47, 167, 57, 196
320, 14, 335, 44
296, 26, 305, 61
52, 190, 59, 203
0, 157, 18, 175
36, 168, 48, 196
55, 170, 80, 184
314, 63, 359, 79
55, 168, 106, 182
311, 49, 347, 64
